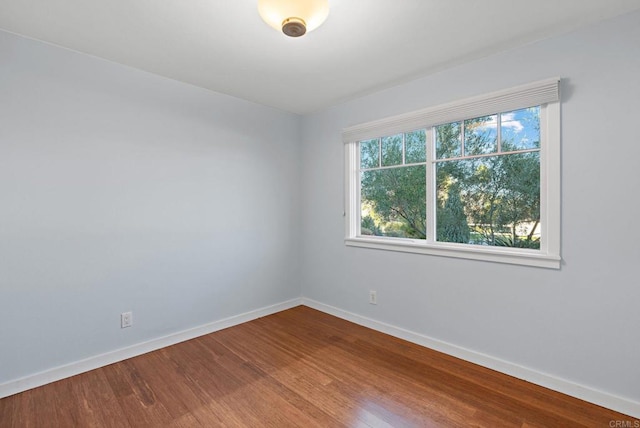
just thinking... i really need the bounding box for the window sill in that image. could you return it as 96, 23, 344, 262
345, 237, 561, 269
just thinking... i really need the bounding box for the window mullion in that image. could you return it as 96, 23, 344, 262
497, 113, 502, 153
426, 126, 436, 244
460, 121, 465, 157
402, 133, 406, 165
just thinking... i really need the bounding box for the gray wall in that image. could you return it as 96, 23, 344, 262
0, 30, 301, 382
300, 10, 640, 402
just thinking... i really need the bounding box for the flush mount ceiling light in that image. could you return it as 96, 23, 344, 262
258, 0, 329, 37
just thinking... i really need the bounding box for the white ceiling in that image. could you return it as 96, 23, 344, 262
1, 0, 640, 114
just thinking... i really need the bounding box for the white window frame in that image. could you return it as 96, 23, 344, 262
343, 78, 561, 269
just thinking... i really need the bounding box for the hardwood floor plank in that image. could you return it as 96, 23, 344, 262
1, 305, 636, 427
0, 391, 15, 428
165, 413, 203, 428
234, 313, 483, 425
212, 315, 484, 426
104, 360, 174, 427
198, 335, 342, 427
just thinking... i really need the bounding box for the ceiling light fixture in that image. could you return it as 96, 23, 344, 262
258, 0, 329, 37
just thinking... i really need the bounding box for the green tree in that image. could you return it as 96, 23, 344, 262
437, 182, 470, 243
361, 215, 382, 236
361, 165, 426, 239
495, 152, 540, 247
460, 151, 540, 247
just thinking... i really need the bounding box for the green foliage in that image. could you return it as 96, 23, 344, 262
359, 109, 541, 247
381, 135, 403, 166
437, 183, 470, 243
494, 234, 540, 249
361, 165, 426, 239
436, 121, 461, 159
461, 152, 540, 246
361, 215, 382, 236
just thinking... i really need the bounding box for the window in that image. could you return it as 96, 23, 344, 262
344, 79, 561, 268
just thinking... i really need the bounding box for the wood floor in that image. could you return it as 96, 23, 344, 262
0, 306, 634, 427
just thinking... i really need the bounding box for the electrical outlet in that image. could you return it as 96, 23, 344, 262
369, 290, 377, 305
121, 311, 133, 328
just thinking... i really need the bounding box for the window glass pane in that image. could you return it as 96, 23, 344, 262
501, 107, 540, 151
381, 134, 403, 166
436, 152, 540, 248
361, 165, 426, 239
436, 122, 461, 159
360, 139, 379, 169
464, 115, 498, 155
405, 130, 426, 163
436, 159, 470, 243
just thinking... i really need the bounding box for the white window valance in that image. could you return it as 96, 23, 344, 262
342, 77, 560, 144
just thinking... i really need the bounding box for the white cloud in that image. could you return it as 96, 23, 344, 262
501, 112, 524, 133
474, 113, 524, 133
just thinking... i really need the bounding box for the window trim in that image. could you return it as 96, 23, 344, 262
343, 79, 561, 269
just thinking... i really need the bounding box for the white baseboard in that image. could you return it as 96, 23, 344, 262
302, 298, 640, 419
0, 298, 303, 399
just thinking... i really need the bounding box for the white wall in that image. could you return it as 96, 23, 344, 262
0, 30, 301, 383
300, 10, 640, 405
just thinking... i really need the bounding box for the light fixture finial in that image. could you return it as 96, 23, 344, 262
258, 0, 329, 38
282, 17, 306, 37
